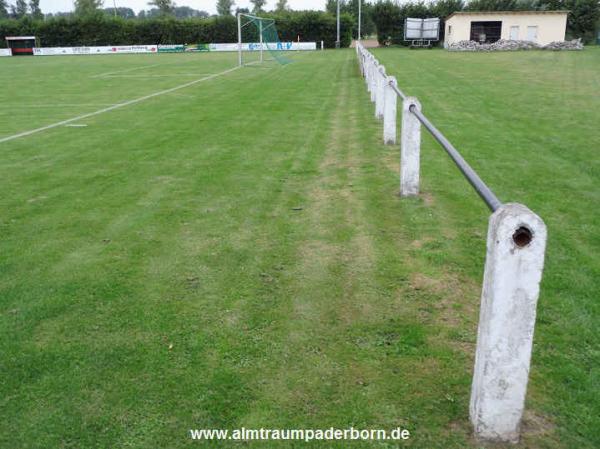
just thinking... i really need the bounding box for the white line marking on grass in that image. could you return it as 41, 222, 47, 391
100, 73, 214, 78
0, 65, 241, 145
65, 124, 88, 127
0, 103, 116, 109
91, 64, 160, 78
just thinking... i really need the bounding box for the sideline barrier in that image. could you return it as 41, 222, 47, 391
33, 45, 158, 56
356, 42, 547, 444
211, 42, 317, 52
0, 48, 11, 56
27, 42, 317, 57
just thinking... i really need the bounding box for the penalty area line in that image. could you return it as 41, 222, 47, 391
0, 65, 242, 145
91, 64, 161, 78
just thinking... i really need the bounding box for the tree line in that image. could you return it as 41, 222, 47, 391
0, 0, 296, 19
0, 9, 354, 48
0, 0, 597, 45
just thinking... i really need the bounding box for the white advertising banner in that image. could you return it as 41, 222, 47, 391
209, 42, 317, 52
109, 45, 158, 54
0, 48, 12, 56
30, 42, 314, 56
33, 45, 158, 56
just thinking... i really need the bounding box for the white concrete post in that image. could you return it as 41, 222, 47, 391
470, 203, 547, 443
375, 66, 386, 119
359, 50, 365, 78
400, 97, 421, 196
383, 76, 398, 145
361, 53, 366, 78
369, 62, 377, 103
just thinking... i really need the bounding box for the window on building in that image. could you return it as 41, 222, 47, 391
527, 26, 538, 42
510, 26, 519, 40
448, 25, 452, 35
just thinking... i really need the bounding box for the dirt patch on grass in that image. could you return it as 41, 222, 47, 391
409, 270, 479, 355
421, 191, 435, 206
520, 409, 558, 443
410, 237, 434, 249
383, 150, 399, 175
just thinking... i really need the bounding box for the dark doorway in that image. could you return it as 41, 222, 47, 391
470, 21, 502, 43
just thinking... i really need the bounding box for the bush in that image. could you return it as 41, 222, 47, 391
0, 11, 353, 49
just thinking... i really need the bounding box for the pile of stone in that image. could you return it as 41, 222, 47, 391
448, 38, 583, 52
544, 39, 584, 50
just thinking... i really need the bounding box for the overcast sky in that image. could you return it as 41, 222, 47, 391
36, 0, 327, 14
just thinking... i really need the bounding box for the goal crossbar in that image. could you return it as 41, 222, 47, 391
237, 13, 290, 67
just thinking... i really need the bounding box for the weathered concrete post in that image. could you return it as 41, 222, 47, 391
365, 56, 372, 90
375, 66, 386, 119
383, 76, 398, 145
470, 203, 547, 443
357, 49, 363, 77
359, 50, 365, 77
366, 56, 372, 93
400, 97, 421, 196
370, 61, 377, 103
357, 46, 363, 76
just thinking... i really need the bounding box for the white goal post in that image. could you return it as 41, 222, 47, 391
237, 13, 277, 67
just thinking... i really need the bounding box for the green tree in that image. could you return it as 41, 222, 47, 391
29, 0, 43, 19
326, 0, 345, 14
0, 0, 9, 18
14, 0, 28, 17
74, 0, 103, 16
275, 0, 289, 12
514, 0, 542, 9
216, 0, 235, 15
432, 0, 464, 41
346, 0, 365, 16
432, 0, 465, 16
465, 0, 518, 10
147, 0, 174, 16
103, 6, 136, 18
562, 0, 600, 42
250, 0, 266, 13
347, 0, 377, 37
173, 5, 208, 17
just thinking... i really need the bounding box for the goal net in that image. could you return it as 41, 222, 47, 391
237, 14, 291, 66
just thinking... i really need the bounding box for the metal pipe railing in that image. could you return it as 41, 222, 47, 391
356, 42, 500, 212
409, 105, 502, 212
390, 82, 407, 101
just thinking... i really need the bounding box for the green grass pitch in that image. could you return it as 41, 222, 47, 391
0, 47, 598, 448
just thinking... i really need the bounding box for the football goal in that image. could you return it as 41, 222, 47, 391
237, 13, 291, 66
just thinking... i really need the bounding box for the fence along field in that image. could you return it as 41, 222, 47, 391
357, 42, 547, 443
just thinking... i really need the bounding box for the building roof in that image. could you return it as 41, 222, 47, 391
446, 10, 569, 20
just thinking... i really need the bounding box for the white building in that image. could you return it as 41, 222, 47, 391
444, 11, 569, 46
